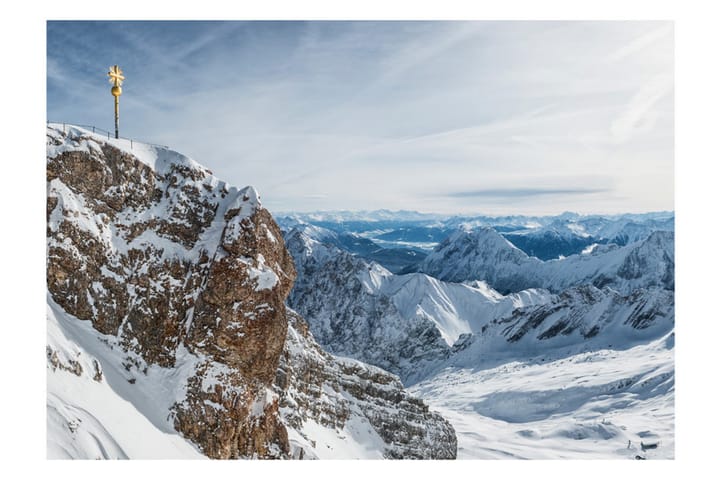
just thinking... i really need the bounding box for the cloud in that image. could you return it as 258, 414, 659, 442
445, 187, 611, 199
610, 73, 673, 143
607, 23, 673, 63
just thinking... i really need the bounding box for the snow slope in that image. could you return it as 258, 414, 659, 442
411, 333, 674, 459
47, 295, 205, 459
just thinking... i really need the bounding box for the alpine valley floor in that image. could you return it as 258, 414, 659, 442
410, 333, 674, 459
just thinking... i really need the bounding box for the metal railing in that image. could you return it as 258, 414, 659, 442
47, 121, 169, 150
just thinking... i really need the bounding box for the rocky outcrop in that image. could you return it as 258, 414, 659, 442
46, 125, 455, 459
277, 310, 456, 459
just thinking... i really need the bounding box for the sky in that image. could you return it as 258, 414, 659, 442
47, 21, 674, 215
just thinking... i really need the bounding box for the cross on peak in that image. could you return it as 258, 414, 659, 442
108, 65, 125, 86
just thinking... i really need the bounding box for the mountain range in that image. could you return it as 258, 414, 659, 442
281, 208, 674, 459
47, 123, 674, 460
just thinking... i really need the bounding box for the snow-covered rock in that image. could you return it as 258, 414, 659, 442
439, 285, 674, 369
276, 309, 456, 459
416, 227, 542, 293
46, 124, 456, 459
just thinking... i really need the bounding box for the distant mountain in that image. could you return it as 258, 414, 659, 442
500, 218, 596, 260
276, 211, 674, 263
416, 227, 674, 295
275, 209, 445, 224
281, 223, 427, 273
585, 217, 675, 246
277, 210, 673, 232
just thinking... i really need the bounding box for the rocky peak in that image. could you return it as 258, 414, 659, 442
418, 226, 542, 292
46, 124, 455, 459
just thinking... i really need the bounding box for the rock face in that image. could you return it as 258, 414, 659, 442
46, 124, 456, 459
277, 310, 456, 459
486, 286, 674, 348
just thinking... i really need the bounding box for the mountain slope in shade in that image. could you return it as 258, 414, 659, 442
46, 124, 456, 459
277, 309, 456, 459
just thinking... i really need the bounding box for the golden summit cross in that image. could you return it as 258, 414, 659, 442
107, 65, 124, 139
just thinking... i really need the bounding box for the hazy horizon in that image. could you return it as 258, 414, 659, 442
271, 207, 674, 218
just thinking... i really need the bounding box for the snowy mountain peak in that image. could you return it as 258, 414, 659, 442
416, 221, 674, 295
417, 227, 538, 291
437, 226, 528, 259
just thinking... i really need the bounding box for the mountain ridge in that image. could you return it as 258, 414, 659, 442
416, 227, 674, 295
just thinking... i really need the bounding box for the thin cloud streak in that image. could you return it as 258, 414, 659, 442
445, 188, 611, 199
